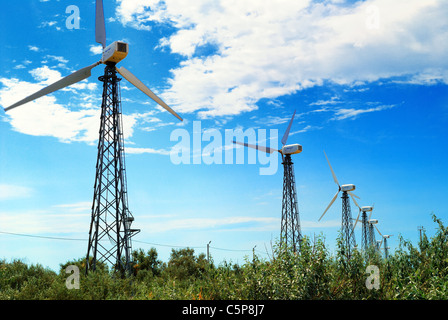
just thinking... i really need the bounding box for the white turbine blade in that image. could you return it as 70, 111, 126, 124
353, 209, 361, 229
281, 110, 296, 146
324, 151, 339, 186
232, 140, 279, 154
350, 192, 360, 199
318, 190, 339, 221
96, 0, 106, 48
4, 62, 101, 112
368, 204, 374, 219
374, 224, 382, 237
369, 203, 375, 220
116, 66, 183, 121
348, 191, 360, 208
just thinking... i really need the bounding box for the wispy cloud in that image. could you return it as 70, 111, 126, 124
331, 104, 396, 121
0, 184, 33, 201
139, 216, 280, 233
0, 201, 91, 235
52, 201, 92, 213
126, 147, 171, 155
28, 45, 40, 52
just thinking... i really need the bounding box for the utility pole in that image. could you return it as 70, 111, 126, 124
207, 241, 211, 263
418, 226, 425, 243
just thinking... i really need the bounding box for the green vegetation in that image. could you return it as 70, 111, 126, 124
1, 214, 447, 300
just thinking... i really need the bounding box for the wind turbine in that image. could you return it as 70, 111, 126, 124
371, 222, 392, 258
233, 110, 303, 252
368, 219, 381, 249
353, 204, 375, 251
2, 0, 182, 275
382, 234, 393, 259
319, 151, 360, 258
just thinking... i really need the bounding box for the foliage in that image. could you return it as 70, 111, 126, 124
1, 214, 448, 300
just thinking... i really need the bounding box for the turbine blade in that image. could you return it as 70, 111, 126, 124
374, 224, 382, 237
4, 62, 101, 112
232, 140, 279, 154
348, 191, 360, 208
324, 151, 339, 186
318, 190, 340, 221
281, 110, 296, 146
350, 192, 361, 199
369, 203, 375, 220
96, 0, 107, 48
353, 209, 361, 229
116, 66, 183, 121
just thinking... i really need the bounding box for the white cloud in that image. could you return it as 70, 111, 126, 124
0, 185, 33, 201
0, 76, 101, 143
52, 201, 92, 213
0, 65, 145, 145
332, 104, 396, 120
139, 216, 279, 233
126, 147, 171, 155
89, 45, 103, 55
29, 65, 62, 85
116, 0, 448, 118
28, 46, 40, 52
0, 208, 90, 235
302, 219, 341, 229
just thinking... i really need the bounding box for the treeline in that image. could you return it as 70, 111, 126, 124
0, 214, 447, 300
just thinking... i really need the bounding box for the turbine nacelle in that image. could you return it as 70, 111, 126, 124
280, 144, 302, 155
361, 205, 373, 212
369, 219, 378, 224
102, 41, 129, 64
340, 184, 355, 192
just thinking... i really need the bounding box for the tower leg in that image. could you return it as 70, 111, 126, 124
361, 211, 368, 251
280, 154, 302, 252
86, 63, 139, 275
368, 224, 376, 249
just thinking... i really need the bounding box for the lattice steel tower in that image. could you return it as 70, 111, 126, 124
368, 220, 376, 248
86, 63, 140, 274
340, 192, 356, 257
280, 154, 302, 252
354, 206, 374, 251
360, 211, 369, 251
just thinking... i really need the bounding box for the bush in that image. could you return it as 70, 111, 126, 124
1, 214, 448, 300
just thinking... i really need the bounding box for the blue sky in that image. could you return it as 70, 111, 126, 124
0, 0, 447, 272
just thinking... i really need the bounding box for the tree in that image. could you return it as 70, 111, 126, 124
165, 248, 209, 280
